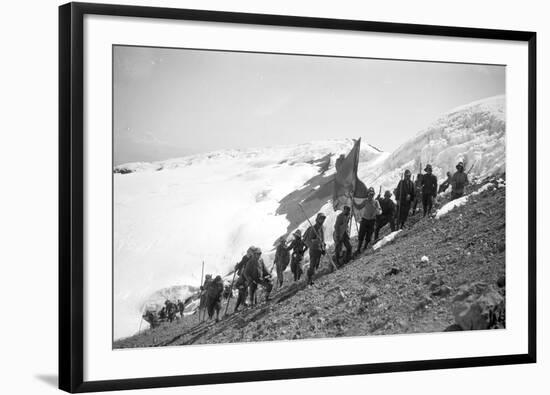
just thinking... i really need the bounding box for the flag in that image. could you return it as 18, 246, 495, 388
332, 138, 361, 210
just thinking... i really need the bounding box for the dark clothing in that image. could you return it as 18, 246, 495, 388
249, 277, 273, 305
143, 311, 159, 328
396, 201, 411, 228
439, 175, 452, 194
357, 218, 376, 252
394, 179, 415, 228
205, 279, 224, 320
375, 214, 395, 240
378, 197, 396, 217
243, 256, 272, 304
421, 173, 438, 216
235, 255, 250, 276
422, 194, 434, 216
274, 243, 291, 287
335, 232, 352, 267
288, 236, 307, 281
303, 223, 325, 253
451, 191, 464, 200
165, 301, 177, 322
451, 171, 469, 197
288, 236, 307, 255
333, 212, 352, 267
234, 275, 248, 312
394, 179, 415, 204
290, 252, 304, 281
307, 249, 323, 282
421, 173, 438, 196
333, 212, 350, 243
304, 223, 325, 283
243, 256, 270, 284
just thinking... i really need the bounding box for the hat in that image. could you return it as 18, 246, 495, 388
343, 205, 351, 211
456, 161, 464, 169
424, 164, 432, 172
246, 246, 256, 254
316, 212, 326, 220
253, 247, 262, 254
293, 229, 302, 237
367, 187, 375, 195
404, 169, 411, 176
384, 190, 392, 197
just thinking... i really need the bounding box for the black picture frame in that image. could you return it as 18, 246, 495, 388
59, 2, 537, 393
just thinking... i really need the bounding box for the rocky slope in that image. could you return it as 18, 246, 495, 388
114, 177, 505, 348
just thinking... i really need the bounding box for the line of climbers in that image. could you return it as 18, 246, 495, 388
142, 299, 185, 329
188, 161, 470, 323
332, 161, 469, 264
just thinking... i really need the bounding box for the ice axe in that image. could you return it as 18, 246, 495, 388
297, 203, 337, 271
466, 160, 477, 175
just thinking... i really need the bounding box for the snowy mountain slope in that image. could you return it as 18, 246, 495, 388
114, 95, 505, 340
363, 95, 505, 194
114, 140, 384, 339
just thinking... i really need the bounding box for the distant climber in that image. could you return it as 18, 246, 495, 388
375, 190, 396, 240
205, 275, 224, 322
199, 274, 213, 319
274, 236, 291, 288
451, 161, 469, 200
333, 205, 352, 267
394, 169, 415, 229
421, 164, 438, 216
165, 300, 177, 322
142, 309, 160, 329
303, 212, 327, 285
243, 247, 273, 305
355, 187, 381, 255
411, 173, 424, 215
233, 247, 254, 312
158, 306, 166, 320
177, 299, 185, 318
287, 229, 307, 281
438, 171, 452, 194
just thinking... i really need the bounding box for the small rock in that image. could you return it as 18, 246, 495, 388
423, 274, 437, 284
385, 267, 401, 277
337, 290, 346, 303
429, 279, 445, 291
415, 295, 433, 310
431, 285, 452, 297
361, 288, 379, 303
421, 256, 430, 264
497, 275, 506, 288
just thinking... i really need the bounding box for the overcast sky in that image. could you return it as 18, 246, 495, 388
113, 45, 505, 165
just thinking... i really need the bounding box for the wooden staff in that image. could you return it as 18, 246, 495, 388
467, 160, 477, 175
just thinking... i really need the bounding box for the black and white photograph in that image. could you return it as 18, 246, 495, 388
112, 45, 507, 349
